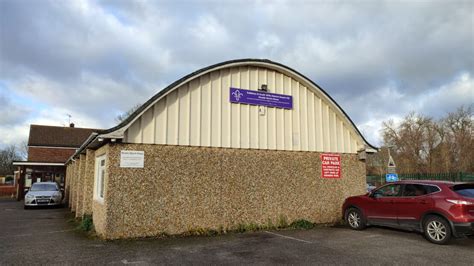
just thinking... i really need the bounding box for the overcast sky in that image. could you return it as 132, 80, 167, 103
0, 0, 472, 148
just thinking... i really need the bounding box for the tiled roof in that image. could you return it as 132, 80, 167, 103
27, 147, 76, 163
28, 125, 101, 148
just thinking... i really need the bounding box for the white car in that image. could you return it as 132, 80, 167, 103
24, 182, 63, 209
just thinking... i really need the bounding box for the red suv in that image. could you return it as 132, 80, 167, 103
342, 180, 474, 244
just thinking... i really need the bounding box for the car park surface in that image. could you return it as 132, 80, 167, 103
1, 199, 473, 265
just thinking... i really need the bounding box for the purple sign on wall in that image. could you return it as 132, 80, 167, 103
229, 87, 293, 109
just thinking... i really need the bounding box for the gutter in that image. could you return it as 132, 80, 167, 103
12, 162, 65, 166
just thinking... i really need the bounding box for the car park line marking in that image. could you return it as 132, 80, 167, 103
364, 234, 382, 238
45, 229, 75, 234
264, 231, 312, 244
121, 259, 147, 264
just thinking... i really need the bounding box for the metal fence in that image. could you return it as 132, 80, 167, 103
367, 172, 474, 185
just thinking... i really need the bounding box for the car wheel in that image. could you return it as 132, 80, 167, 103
345, 208, 366, 230
24, 205, 29, 210
423, 215, 452, 245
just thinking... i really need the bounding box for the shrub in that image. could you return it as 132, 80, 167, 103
266, 218, 275, 230
183, 227, 219, 237
277, 215, 288, 228
179, 217, 318, 239
79, 215, 93, 232
290, 219, 315, 229
236, 223, 247, 233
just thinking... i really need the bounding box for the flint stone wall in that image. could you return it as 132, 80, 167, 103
98, 143, 365, 239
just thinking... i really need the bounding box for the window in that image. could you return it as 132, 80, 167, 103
374, 184, 402, 197
94, 155, 106, 202
452, 184, 474, 198
425, 185, 441, 194
30, 183, 58, 191
403, 184, 440, 197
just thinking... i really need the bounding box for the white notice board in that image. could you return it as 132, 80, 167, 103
120, 150, 144, 168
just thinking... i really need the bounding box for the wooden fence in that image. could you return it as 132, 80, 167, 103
0, 185, 16, 198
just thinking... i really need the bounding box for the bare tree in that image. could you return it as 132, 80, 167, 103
115, 103, 141, 123
382, 112, 439, 173
366, 147, 389, 176
441, 105, 473, 173
18, 140, 28, 161
0, 144, 21, 175
381, 106, 473, 174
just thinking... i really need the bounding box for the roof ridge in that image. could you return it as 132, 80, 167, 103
30, 124, 102, 131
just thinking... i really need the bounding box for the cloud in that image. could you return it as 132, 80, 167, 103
417, 72, 473, 117
0, 0, 472, 148
0, 89, 32, 126
0, 105, 103, 147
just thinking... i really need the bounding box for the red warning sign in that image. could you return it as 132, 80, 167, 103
321, 154, 341, 178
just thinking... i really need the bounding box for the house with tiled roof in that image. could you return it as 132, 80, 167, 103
13, 123, 101, 200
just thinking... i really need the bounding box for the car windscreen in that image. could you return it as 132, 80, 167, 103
452, 184, 474, 198
30, 183, 57, 191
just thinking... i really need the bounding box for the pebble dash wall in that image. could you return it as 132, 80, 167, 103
92, 143, 365, 239
67, 161, 72, 209
65, 164, 71, 208
73, 158, 81, 214
91, 145, 109, 237
80, 149, 95, 216
75, 154, 86, 218
70, 161, 77, 212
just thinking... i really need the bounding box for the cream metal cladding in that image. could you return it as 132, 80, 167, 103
123, 63, 364, 153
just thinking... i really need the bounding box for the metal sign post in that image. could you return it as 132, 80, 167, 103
386, 150, 397, 182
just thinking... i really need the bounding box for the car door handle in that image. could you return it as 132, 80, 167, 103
420, 200, 427, 204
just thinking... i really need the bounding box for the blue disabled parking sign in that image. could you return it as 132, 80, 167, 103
386, 173, 399, 182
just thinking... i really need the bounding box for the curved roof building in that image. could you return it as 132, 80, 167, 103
66, 59, 376, 239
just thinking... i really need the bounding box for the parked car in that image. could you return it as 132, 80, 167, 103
24, 182, 63, 209
342, 180, 474, 244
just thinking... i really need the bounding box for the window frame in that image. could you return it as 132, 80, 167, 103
93, 154, 106, 203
